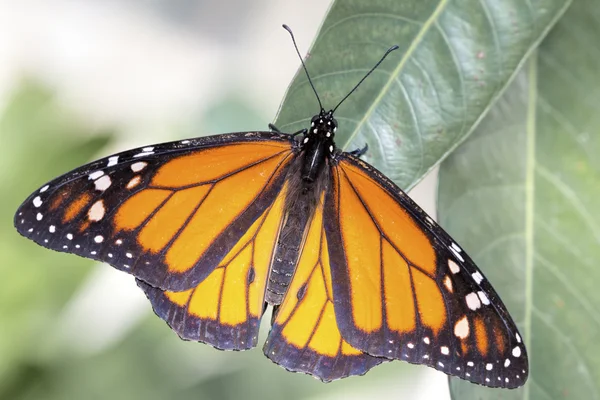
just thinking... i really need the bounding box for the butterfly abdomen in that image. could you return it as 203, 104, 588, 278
266, 208, 310, 305
265, 152, 329, 305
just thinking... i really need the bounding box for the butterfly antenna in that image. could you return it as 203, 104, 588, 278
332, 45, 399, 113
282, 24, 323, 111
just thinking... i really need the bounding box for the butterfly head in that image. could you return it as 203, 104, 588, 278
308, 110, 337, 140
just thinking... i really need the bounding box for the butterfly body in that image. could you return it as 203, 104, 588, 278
265, 110, 338, 304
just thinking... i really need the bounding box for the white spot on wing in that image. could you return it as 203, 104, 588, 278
512, 346, 521, 357
486, 363, 493, 371
407, 343, 414, 349
107, 156, 119, 167
423, 337, 430, 345
88, 170, 104, 180
66, 233, 73, 240
504, 359, 510, 367
33, 196, 42, 207
126, 252, 133, 259
94, 175, 112, 191
451, 242, 462, 252
478, 291, 490, 305
465, 292, 481, 310
134, 150, 154, 158
36, 212, 43, 221
181, 140, 190, 144
40, 185, 49, 193
472, 271, 484, 284
88, 200, 105, 221
448, 259, 460, 274
516, 333, 522, 343
94, 235, 104, 243
454, 316, 470, 339
450, 247, 464, 262
131, 162, 147, 172
467, 361, 474, 367
49, 225, 56, 233
441, 346, 449, 355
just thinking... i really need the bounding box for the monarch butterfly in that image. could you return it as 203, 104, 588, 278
14, 25, 527, 388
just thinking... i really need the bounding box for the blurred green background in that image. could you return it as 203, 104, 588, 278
0, 1, 443, 399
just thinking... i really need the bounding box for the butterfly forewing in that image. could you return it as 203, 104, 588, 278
14, 132, 295, 291
322, 155, 528, 388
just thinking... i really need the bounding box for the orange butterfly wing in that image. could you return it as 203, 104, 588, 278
264, 194, 384, 381
137, 183, 290, 350
322, 155, 528, 388
14, 133, 294, 291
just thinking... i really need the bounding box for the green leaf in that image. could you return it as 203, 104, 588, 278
0, 80, 111, 395
439, 1, 600, 398
274, 0, 571, 190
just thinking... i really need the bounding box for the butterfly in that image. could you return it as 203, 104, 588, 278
14, 25, 527, 388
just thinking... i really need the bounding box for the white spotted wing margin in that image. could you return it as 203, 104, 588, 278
14, 131, 296, 291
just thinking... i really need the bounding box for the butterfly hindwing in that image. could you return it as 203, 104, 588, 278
323, 155, 528, 388
137, 182, 290, 350
14, 132, 295, 291
264, 195, 385, 381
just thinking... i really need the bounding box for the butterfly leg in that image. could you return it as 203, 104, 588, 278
269, 123, 307, 138
348, 143, 368, 157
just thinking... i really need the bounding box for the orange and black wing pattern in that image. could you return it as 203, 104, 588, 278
322, 154, 528, 388
264, 194, 385, 381
14, 132, 295, 292
137, 183, 290, 350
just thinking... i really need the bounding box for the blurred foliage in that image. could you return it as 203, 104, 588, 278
0, 81, 111, 398
200, 95, 268, 134
440, 0, 600, 398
